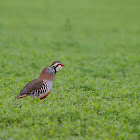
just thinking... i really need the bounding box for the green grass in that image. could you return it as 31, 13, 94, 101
0, 0, 140, 139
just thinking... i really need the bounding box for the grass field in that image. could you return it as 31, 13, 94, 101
0, 0, 140, 139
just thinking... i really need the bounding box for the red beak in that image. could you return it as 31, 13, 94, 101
61, 64, 64, 66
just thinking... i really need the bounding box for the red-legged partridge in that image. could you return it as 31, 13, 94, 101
17, 61, 64, 100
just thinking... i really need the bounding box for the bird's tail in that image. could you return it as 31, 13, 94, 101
16, 94, 27, 99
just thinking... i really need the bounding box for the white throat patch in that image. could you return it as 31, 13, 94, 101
56, 65, 62, 72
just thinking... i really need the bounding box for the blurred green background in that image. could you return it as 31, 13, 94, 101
0, 0, 140, 139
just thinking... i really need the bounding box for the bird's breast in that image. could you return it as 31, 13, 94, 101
46, 80, 53, 91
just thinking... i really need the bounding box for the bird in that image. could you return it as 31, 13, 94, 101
17, 61, 64, 100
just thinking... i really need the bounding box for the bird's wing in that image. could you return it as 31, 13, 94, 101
17, 78, 49, 99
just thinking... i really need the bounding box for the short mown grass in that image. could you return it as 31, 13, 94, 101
0, 0, 140, 139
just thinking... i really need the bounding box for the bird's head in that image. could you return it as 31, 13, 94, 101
50, 61, 64, 73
